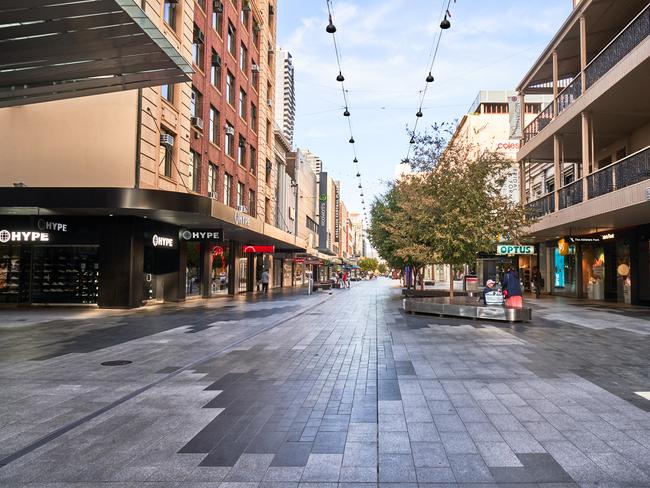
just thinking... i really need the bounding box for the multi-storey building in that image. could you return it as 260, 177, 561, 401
0, 0, 304, 308
254, 0, 278, 225
516, 0, 650, 304
302, 150, 323, 176
275, 49, 296, 146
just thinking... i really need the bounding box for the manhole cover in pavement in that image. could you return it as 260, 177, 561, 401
101, 360, 133, 366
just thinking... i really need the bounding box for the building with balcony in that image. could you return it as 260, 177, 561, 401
0, 0, 304, 308
517, 0, 650, 304
275, 49, 296, 146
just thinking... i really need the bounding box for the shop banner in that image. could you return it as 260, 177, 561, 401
508, 95, 522, 139
318, 173, 328, 249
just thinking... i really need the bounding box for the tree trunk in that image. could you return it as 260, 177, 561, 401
420, 267, 425, 291
449, 265, 455, 298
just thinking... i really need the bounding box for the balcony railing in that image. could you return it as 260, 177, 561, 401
586, 5, 650, 88
558, 179, 584, 209
587, 165, 614, 199
526, 193, 555, 219
614, 146, 650, 189
523, 4, 650, 146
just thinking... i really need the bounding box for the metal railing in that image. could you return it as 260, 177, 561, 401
523, 4, 650, 146
558, 179, 584, 209
586, 5, 650, 88
526, 193, 555, 219
614, 146, 650, 189
523, 102, 553, 144
587, 165, 614, 199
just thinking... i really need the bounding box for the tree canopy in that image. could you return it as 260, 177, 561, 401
368, 123, 531, 292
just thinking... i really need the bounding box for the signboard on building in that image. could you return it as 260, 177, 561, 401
508, 95, 522, 139
180, 229, 223, 241
496, 244, 535, 255
334, 183, 340, 243
243, 245, 275, 253
318, 173, 328, 249
0, 229, 50, 243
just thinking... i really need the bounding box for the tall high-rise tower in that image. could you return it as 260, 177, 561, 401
275, 49, 295, 146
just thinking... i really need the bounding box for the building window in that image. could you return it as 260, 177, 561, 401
267, 41, 273, 66
483, 103, 508, 114
249, 145, 256, 174
209, 105, 219, 144
191, 87, 202, 118
161, 84, 174, 103
249, 189, 256, 216
223, 172, 233, 206
196, 0, 206, 11
525, 103, 541, 114
227, 21, 236, 57
240, 42, 248, 72
252, 21, 260, 48
265, 197, 271, 223
163, 0, 177, 30
210, 51, 221, 89
241, 1, 250, 28
265, 159, 272, 185
208, 162, 218, 197
266, 118, 272, 144
306, 216, 318, 232
192, 25, 205, 69
239, 88, 247, 121
238, 136, 246, 166
237, 182, 245, 208
250, 103, 257, 132
190, 150, 200, 192
225, 123, 235, 157
160, 128, 174, 178
251, 59, 259, 89
226, 70, 235, 105
212, 1, 223, 34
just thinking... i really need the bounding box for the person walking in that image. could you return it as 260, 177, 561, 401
342, 270, 349, 289
502, 267, 523, 308
532, 267, 543, 299
260, 269, 270, 294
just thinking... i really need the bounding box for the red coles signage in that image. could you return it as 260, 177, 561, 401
242, 245, 275, 253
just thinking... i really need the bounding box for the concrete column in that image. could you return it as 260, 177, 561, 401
580, 16, 587, 93
554, 134, 562, 210
519, 90, 526, 142
200, 241, 211, 298
552, 50, 559, 115
581, 111, 591, 200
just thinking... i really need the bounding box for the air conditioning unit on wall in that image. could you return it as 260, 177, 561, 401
237, 205, 248, 213
160, 134, 174, 147
251, 64, 260, 72
224, 125, 235, 135
191, 117, 204, 130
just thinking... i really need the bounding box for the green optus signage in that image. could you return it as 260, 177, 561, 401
496, 244, 535, 255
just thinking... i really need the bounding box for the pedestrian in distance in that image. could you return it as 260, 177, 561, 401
342, 270, 349, 289
260, 269, 270, 294
532, 266, 543, 299
502, 267, 523, 308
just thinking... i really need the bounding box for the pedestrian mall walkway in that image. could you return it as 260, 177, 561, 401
0, 279, 648, 487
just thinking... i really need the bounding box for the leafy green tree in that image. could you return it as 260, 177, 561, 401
369, 124, 531, 296
358, 257, 378, 274
377, 262, 388, 274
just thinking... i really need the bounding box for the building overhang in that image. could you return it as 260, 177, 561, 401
0, 0, 193, 108
0, 187, 306, 251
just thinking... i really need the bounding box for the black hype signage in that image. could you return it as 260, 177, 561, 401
318, 172, 328, 248
334, 183, 340, 243
180, 228, 223, 242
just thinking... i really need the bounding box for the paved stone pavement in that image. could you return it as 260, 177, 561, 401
0, 279, 649, 487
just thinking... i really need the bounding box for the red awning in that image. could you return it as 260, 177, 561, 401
243, 245, 275, 253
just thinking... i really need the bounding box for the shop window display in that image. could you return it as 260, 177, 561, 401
294, 262, 304, 285
238, 257, 248, 292
617, 242, 631, 304
554, 244, 576, 295
186, 242, 201, 297
210, 244, 229, 295
582, 246, 605, 300
0, 245, 30, 303
283, 261, 293, 286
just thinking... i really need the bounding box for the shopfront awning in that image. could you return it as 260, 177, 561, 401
0, 187, 307, 251
0, 0, 193, 108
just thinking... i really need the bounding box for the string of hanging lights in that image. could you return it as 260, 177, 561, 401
324, 0, 369, 228
403, 0, 455, 165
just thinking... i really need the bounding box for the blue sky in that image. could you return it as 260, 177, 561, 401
276, 0, 572, 216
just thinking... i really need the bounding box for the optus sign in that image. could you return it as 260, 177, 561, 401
496, 244, 535, 255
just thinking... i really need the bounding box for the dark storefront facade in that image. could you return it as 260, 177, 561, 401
0, 188, 305, 308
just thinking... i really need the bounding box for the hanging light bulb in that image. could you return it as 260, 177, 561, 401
416, 110, 423, 118
326, 14, 336, 33
343, 108, 350, 117
410, 136, 415, 144
358, 183, 362, 189
353, 157, 358, 163
349, 137, 355, 143
440, 13, 451, 29
336, 72, 345, 82
356, 172, 360, 177
426, 72, 434, 83
361, 192, 364, 197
